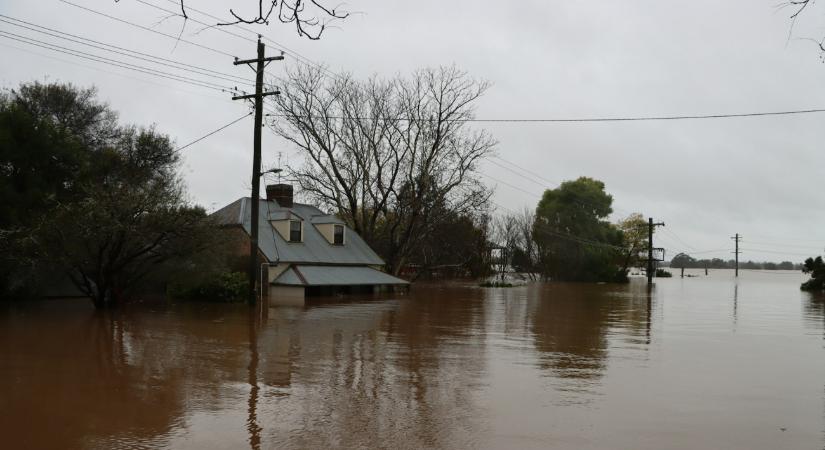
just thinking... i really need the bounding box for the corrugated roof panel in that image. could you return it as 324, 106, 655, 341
310, 215, 346, 225
211, 197, 385, 266
273, 265, 408, 286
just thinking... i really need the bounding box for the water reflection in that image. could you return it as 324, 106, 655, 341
803, 290, 825, 339
734, 282, 739, 327
527, 282, 654, 384
2, 275, 824, 449
530, 284, 610, 381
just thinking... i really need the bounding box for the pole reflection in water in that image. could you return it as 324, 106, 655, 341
247, 302, 263, 450
733, 281, 739, 327
1, 273, 824, 450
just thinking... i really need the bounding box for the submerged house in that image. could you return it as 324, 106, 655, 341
212, 184, 408, 304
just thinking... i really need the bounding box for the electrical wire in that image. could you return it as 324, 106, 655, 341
150, 0, 345, 82
660, 227, 699, 252
481, 172, 542, 198
59, 0, 238, 58
0, 14, 253, 86
0, 41, 233, 104
741, 248, 819, 257
0, 30, 237, 93
175, 112, 251, 152
263, 107, 825, 123
743, 240, 824, 250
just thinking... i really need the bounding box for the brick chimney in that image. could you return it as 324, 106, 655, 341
266, 184, 293, 207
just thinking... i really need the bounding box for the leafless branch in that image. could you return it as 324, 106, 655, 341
206, 0, 349, 39
270, 65, 495, 273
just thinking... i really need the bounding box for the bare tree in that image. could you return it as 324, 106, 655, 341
164, 0, 349, 39
778, 0, 825, 54
271, 65, 496, 274
493, 207, 539, 279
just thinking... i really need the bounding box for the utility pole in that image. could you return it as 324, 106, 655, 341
233, 37, 283, 304
731, 233, 742, 277
647, 217, 666, 285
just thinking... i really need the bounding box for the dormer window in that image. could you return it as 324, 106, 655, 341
333, 224, 345, 245
289, 220, 302, 242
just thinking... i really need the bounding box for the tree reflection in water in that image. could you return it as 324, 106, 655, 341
527, 281, 653, 386
255, 286, 489, 448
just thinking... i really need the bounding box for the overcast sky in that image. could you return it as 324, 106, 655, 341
2, 0, 825, 263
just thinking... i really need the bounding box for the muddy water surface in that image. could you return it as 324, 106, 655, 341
1, 269, 824, 449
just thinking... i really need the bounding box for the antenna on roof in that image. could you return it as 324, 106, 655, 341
277, 152, 283, 183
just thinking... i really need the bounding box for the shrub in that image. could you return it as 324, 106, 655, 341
801, 256, 825, 291
169, 272, 248, 303
479, 281, 513, 287
655, 269, 673, 278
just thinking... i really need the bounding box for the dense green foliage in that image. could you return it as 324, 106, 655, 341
402, 211, 492, 279
655, 268, 673, 278
801, 256, 825, 291
479, 281, 513, 288
533, 177, 626, 282
0, 82, 221, 307
169, 272, 248, 303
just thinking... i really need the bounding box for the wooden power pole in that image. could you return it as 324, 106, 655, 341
731, 233, 742, 277
232, 37, 283, 304
647, 217, 665, 285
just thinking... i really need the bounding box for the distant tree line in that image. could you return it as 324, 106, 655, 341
666, 253, 802, 271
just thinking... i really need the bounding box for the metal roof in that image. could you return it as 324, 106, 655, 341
211, 197, 385, 265
309, 215, 345, 225
273, 265, 408, 286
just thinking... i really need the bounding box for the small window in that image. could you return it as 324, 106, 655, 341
289, 220, 302, 242
333, 224, 345, 245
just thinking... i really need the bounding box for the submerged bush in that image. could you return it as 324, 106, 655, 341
655, 269, 673, 278
801, 256, 825, 292
479, 281, 514, 288
169, 272, 247, 303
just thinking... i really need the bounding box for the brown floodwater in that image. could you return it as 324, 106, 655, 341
1, 269, 824, 449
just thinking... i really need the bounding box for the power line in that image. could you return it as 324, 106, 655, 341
0, 30, 237, 93
481, 172, 542, 198
175, 112, 251, 152
264, 107, 825, 123
744, 233, 825, 244
59, 0, 238, 58
660, 227, 699, 252
0, 14, 253, 86
491, 156, 557, 186
0, 40, 234, 105
742, 240, 824, 250
483, 193, 625, 252
741, 248, 818, 257
150, 0, 345, 82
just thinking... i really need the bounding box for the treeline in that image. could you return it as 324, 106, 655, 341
665, 254, 802, 270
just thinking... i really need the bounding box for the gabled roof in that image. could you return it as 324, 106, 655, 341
211, 197, 385, 266
273, 265, 408, 286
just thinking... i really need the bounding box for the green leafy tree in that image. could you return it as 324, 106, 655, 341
617, 213, 647, 274
670, 253, 697, 269
1, 82, 218, 307
0, 82, 114, 297
532, 177, 625, 282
